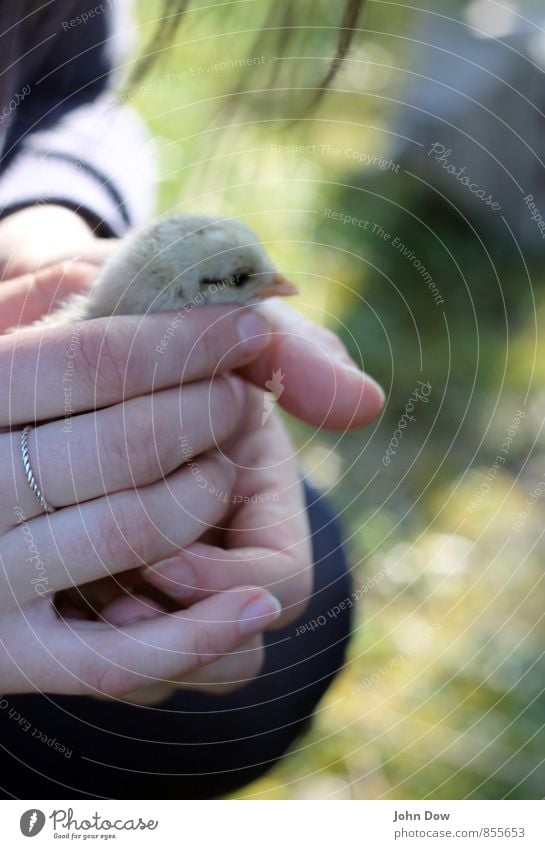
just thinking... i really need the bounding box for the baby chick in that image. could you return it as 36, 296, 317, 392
42, 215, 296, 621
38, 215, 297, 326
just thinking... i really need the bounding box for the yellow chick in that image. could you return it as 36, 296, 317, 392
39, 215, 297, 326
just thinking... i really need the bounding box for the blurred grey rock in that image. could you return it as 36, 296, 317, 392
389, 1, 545, 250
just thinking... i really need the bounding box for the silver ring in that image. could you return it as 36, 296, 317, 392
20, 425, 56, 514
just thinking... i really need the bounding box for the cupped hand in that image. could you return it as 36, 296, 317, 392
105, 299, 384, 698
143, 389, 312, 631
0, 293, 285, 695
0, 208, 384, 701
0, 585, 280, 697
112, 388, 312, 700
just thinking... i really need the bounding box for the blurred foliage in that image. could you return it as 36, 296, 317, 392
133, 0, 545, 798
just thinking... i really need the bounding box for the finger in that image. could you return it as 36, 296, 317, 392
98, 593, 165, 627
143, 541, 312, 628
175, 634, 265, 694
0, 587, 281, 696
99, 596, 264, 698
58, 574, 138, 614
55, 583, 165, 627
45, 239, 120, 271
142, 398, 312, 626
144, 400, 312, 627
0, 454, 235, 611
96, 592, 177, 704
0, 305, 271, 427
0, 262, 96, 333
0, 375, 246, 525
239, 300, 384, 429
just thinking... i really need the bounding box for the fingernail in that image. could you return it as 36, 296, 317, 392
237, 309, 271, 354
142, 557, 198, 601
239, 592, 282, 636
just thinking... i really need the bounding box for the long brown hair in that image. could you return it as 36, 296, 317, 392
128, 0, 367, 112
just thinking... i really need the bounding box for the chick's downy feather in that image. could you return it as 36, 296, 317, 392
37, 215, 296, 327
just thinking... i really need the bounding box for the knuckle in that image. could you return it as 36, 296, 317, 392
190, 624, 229, 670
78, 652, 132, 698
126, 413, 164, 481
77, 320, 133, 403
212, 377, 244, 437
103, 407, 162, 485
193, 324, 225, 374
204, 454, 234, 497
180, 454, 234, 527
99, 497, 157, 567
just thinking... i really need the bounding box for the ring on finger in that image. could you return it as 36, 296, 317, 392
20, 425, 56, 514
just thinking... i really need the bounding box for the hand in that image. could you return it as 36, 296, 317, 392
109, 388, 312, 699
143, 390, 311, 625
0, 207, 384, 702
0, 205, 118, 280
0, 586, 280, 698
0, 205, 385, 428
0, 299, 284, 696
80, 306, 383, 700
0, 261, 96, 333
240, 299, 385, 429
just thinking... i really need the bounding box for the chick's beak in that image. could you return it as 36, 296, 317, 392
256, 273, 299, 299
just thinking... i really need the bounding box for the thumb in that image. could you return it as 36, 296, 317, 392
64, 586, 282, 697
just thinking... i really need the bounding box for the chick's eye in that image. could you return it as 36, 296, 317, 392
199, 271, 251, 290
231, 272, 251, 288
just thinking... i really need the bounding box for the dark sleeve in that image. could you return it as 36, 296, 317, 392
0, 1, 155, 236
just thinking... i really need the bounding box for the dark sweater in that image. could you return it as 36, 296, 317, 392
0, 0, 154, 236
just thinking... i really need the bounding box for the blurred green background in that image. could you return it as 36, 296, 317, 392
130, 0, 545, 798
